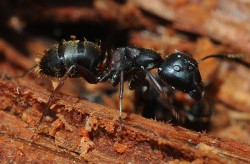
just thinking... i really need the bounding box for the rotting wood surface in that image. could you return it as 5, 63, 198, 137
0, 71, 250, 163
134, 0, 250, 52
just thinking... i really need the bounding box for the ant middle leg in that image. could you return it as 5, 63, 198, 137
115, 68, 150, 129
119, 70, 124, 130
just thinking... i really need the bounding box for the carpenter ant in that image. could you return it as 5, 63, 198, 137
11, 38, 249, 137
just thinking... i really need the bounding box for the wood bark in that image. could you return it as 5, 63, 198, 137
0, 74, 250, 163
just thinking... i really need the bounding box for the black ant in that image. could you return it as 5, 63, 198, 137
10, 37, 249, 137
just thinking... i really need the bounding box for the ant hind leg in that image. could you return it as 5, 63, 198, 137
31, 65, 75, 140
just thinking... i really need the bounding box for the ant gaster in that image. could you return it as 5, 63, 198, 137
15, 38, 249, 137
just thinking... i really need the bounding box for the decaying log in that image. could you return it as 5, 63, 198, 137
134, 0, 250, 52
0, 70, 250, 163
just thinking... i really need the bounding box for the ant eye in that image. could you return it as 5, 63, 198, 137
173, 65, 182, 72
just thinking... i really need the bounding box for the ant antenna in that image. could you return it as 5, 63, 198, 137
198, 54, 250, 67
9, 64, 38, 79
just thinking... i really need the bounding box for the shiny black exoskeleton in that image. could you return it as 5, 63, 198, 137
98, 46, 163, 87
39, 40, 101, 83
158, 51, 204, 101
19, 38, 247, 136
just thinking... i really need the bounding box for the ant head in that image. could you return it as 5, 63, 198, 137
158, 51, 204, 101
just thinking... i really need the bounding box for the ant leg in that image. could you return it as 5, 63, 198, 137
6, 64, 38, 80
146, 72, 186, 122
31, 65, 75, 140
119, 70, 124, 130
127, 68, 150, 101
75, 64, 98, 84
147, 72, 207, 122
98, 73, 111, 82
146, 72, 165, 99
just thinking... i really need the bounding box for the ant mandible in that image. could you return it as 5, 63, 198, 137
13, 37, 249, 137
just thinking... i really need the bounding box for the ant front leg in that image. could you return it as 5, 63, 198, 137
147, 72, 211, 123
32, 65, 75, 140
146, 72, 187, 123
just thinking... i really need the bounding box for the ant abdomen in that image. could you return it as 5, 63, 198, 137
39, 45, 66, 78
158, 51, 204, 101
39, 40, 101, 79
